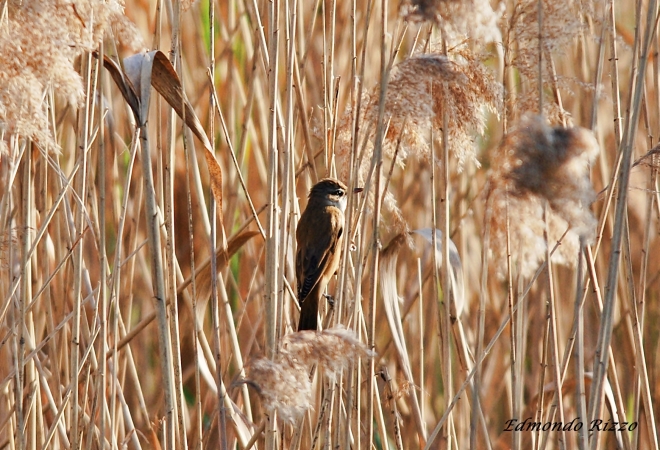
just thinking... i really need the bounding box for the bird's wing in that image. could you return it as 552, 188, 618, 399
296, 208, 343, 301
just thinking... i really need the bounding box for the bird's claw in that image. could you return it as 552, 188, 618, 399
323, 294, 335, 309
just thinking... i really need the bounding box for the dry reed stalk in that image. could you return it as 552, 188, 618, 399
364, 1, 390, 447
575, 240, 588, 450
70, 52, 94, 450
263, 0, 281, 448
631, 30, 660, 448
164, 4, 189, 449
206, 2, 225, 449
539, 207, 567, 449
95, 41, 109, 450
589, 0, 658, 447
440, 50, 457, 450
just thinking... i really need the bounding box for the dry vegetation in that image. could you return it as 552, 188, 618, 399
0, 0, 659, 449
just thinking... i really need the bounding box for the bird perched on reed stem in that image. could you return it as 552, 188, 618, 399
296, 178, 347, 331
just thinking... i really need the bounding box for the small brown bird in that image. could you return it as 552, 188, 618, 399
296, 178, 347, 331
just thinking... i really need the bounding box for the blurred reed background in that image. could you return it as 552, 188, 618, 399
0, 0, 658, 449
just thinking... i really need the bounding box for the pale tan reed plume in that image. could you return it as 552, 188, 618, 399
486, 114, 600, 279
334, 49, 501, 231
0, 0, 143, 149
337, 50, 502, 180
246, 327, 374, 423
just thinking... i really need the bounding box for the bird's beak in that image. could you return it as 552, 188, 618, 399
353, 187, 364, 194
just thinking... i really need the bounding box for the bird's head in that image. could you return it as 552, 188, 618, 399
309, 178, 348, 212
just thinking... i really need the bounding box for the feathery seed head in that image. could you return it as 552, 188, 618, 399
487, 115, 599, 279
334, 49, 501, 232
0, 0, 144, 149
247, 327, 374, 422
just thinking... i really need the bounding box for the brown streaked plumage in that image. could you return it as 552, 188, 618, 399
296, 178, 347, 331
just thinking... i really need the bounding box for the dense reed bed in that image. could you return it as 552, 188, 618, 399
0, 0, 658, 448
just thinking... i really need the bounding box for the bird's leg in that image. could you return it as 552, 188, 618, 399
321, 294, 336, 330
323, 293, 335, 309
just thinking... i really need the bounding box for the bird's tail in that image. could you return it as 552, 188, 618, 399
297, 295, 319, 331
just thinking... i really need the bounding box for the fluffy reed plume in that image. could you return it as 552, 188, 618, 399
399, 0, 502, 43
247, 327, 374, 423
338, 51, 501, 179
504, 0, 591, 122
247, 358, 311, 423
0, 0, 143, 149
486, 115, 599, 279
335, 50, 501, 230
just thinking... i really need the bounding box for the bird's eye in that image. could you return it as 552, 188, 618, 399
336, 189, 345, 196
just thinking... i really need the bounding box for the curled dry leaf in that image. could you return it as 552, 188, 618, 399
190, 230, 259, 321
99, 50, 227, 252
412, 228, 465, 320
379, 233, 428, 439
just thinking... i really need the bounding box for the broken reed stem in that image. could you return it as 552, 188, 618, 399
382, 368, 404, 450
